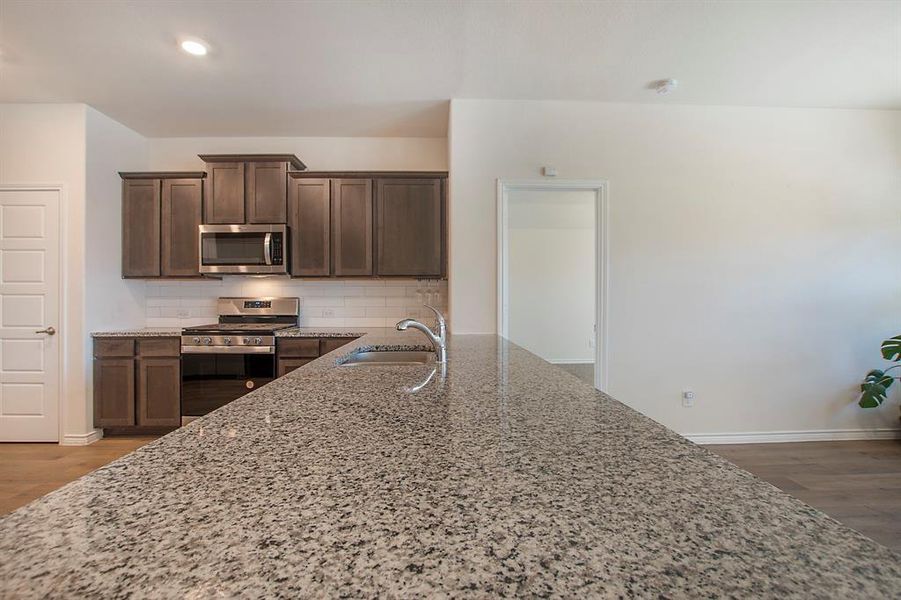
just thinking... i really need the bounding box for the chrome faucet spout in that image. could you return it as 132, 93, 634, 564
396, 306, 448, 363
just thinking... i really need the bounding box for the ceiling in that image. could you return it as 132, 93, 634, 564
1, 1, 898, 138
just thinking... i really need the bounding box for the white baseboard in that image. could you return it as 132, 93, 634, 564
547, 359, 595, 365
60, 429, 103, 446
687, 428, 901, 445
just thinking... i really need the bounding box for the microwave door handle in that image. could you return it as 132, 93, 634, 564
263, 233, 272, 265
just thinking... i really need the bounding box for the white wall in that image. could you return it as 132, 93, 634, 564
449, 99, 901, 437
508, 189, 595, 363
0, 103, 91, 440
85, 107, 148, 331
147, 136, 447, 171
84, 107, 149, 431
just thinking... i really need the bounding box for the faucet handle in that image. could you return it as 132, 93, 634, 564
423, 305, 447, 339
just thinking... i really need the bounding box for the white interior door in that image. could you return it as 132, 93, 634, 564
0, 188, 60, 442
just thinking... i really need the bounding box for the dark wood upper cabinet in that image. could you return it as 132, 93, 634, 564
331, 179, 373, 276
161, 178, 203, 277
204, 161, 245, 224
122, 179, 161, 277
288, 177, 330, 276
246, 161, 288, 223
120, 172, 205, 279
200, 154, 304, 225
375, 178, 443, 277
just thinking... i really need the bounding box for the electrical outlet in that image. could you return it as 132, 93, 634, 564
682, 390, 695, 408
588, 335, 595, 349
322, 308, 335, 318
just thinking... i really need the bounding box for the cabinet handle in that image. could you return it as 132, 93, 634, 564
35, 326, 56, 335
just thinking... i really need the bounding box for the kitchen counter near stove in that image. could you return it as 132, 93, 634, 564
91, 327, 182, 338
3, 333, 900, 597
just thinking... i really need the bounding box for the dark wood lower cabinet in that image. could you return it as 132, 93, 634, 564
276, 337, 358, 377
277, 358, 314, 377
137, 358, 181, 426
320, 337, 356, 355
93, 337, 180, 432
93, 358, 135, 427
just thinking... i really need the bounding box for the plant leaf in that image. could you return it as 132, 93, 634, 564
880, 336, 901, 361
859, 377, 889, 408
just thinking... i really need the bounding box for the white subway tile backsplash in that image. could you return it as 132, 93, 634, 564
142, 278, 447, 328
304, 297, 346, 307
346, 296, 387, 307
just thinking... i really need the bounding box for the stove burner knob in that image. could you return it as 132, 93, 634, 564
223, 337, 232, 345
202, 337, 212, 345
254, 337, 263, 345
243, 337, 251, 344
192, 337, 201, 344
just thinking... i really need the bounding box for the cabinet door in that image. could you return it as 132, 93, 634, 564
331, 179, 373, 276
246, 162, 288, 223
161, 179, 203, 277
94, 358, 135, 427
137, 358, 181, 426
122, 179, 161, 277
375, 179, 443, 277
204, 162, 245, 224
288, 178, 330, 276
277, 358, 313, 377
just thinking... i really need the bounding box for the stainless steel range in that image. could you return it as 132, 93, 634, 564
181, 297, 299, 420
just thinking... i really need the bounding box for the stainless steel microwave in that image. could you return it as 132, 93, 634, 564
198, 224, 288, 275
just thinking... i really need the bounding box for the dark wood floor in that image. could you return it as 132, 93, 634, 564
709, 440, 901, 551
1, 437, 899, 552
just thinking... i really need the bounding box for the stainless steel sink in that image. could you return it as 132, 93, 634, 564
339, 351, 434, 367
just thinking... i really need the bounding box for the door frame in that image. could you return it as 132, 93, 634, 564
0, 184, 66, 443
496, 179, 609, 391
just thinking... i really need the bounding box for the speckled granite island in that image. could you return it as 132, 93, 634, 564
2, 334, 899, 597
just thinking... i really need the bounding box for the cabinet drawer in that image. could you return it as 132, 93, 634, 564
320, 337, 358, 355
94, 338, 135, 358
277, 338, 320, 358
137, 338, 180, 357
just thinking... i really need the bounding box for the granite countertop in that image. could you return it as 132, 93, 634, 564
91, 327, 381, 339
2, 333, 899, 597
91, 328, 182, 338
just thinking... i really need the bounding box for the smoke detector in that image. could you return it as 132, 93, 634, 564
654, 79, 679, 95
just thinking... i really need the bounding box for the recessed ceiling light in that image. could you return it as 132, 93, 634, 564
654, 79, 678, 95
180, 39, 208, 56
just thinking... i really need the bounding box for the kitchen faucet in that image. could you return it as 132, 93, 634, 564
396, 305, 447, 363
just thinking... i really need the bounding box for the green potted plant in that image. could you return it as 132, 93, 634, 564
859, 335, 901, 412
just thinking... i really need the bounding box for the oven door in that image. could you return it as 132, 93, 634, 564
199, 224, 286, 274
181, 351, 276, 416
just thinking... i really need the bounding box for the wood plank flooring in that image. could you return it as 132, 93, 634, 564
0, 436, 155, 515
708, 440, 901, 551
1, 437, 898, 554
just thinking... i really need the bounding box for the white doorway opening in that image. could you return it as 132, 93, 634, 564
0, 186, 63, 442
497, 179, 608, 390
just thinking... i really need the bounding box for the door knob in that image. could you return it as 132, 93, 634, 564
35, 326, 56, 335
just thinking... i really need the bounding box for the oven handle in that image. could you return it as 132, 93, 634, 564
181, 346, 275, 355
263, 233, 272, 265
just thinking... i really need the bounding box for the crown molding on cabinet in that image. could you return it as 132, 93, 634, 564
198, 154, 306, 171
119, 172, 207, 179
